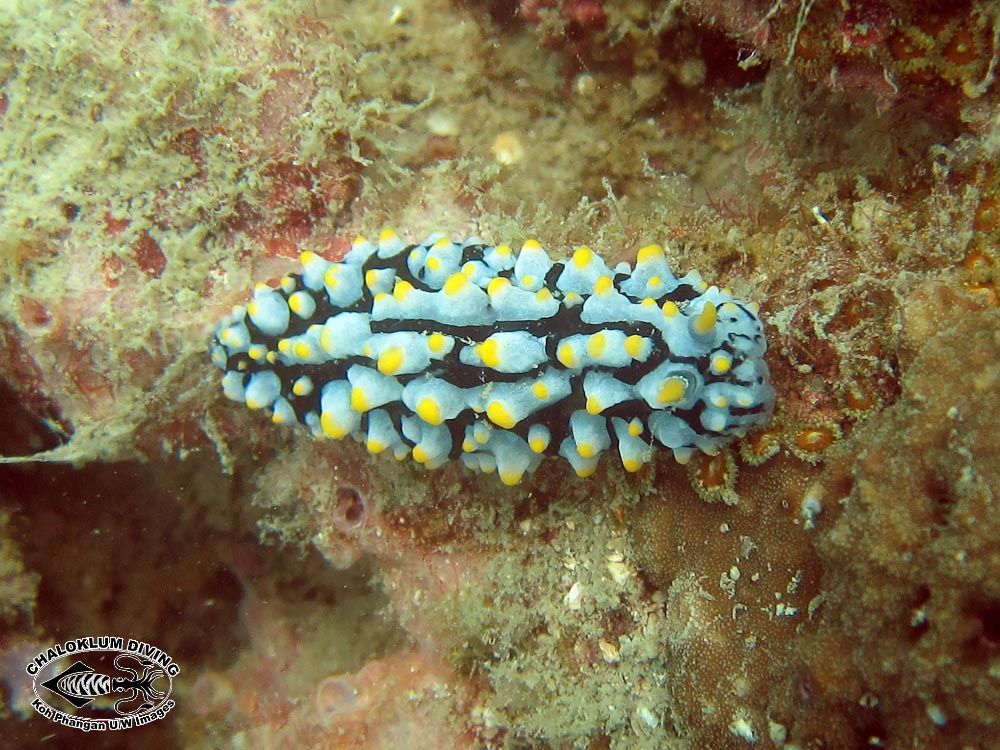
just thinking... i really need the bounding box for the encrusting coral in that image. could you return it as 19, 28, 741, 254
799, 308, 1000, 748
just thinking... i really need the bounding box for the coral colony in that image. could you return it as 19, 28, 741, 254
210, 231, 774, 484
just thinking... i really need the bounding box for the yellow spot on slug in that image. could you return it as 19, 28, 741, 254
662, 301, 678, 317
321, 412, 349, 439
365, 269, 379, 289
293, 341, 312, 359
711, 355, 731, 374
366, 438, 386, 454
586, 396, 603, 415
572, 246, 593, 268
577, 442, 597, 459
657, 377, 687, 404
486, 401, 517, 429
462, 439, 475, 453
299, 250, 318, 266
432, 238, 450, 249
529, 436, 548, 453
499, 469, 523, 486
495, 244, 513, 257
536, 288, 552, 302
393, 279, 413, 301
622, 456, 642, 472
412, 445, 428, 464
248, 344, 267, 361
575, 463, 597, 478
277, 339, 292, 354
557, 342, 577, 368
350, 387, 370, 413
377, 346, 404, 375
324, 266, 340, 288
426, 256, 441, 272
378, 227, 398, 243
427, 332, 447, 353
625, 335, 644, 358
522, 239, 541, 251
692, 303, 717, 335
477, 338, 501, 368
627, 419, 643, 437
521, 274, 535, 288
637, 244, 664, 263
587, 332, 606, 358
594, 275, 613, 295
416, 397, 443, 425
292, 378, 312, 396
487, 276, 510, 297
532, 382, 549, 400
443, 273, 467, 295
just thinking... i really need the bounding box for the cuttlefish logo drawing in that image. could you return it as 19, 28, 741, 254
25, 636, 179, 731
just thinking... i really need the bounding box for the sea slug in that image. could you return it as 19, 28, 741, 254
210, 231, 774, 485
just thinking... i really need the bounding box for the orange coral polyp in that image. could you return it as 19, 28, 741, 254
973, 198, 997, 233
795, 427, 836, 453
696, 453, 731, 490
888, 33, 923, 61
845, 385, 876, 412
962, 247, 994, 270
943, 26, 979, 66
743, 430, 780, 461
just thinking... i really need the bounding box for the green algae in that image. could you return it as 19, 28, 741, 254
430, 489, 682, 749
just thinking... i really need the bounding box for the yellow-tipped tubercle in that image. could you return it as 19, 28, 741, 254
416, 397, 443, 425
692, 303, 717, 335
657, 377, 687, 404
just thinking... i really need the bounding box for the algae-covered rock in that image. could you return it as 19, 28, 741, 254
808, 309, 1000, 748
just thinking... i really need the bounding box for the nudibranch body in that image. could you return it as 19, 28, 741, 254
210, 231, 774, 485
